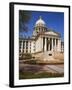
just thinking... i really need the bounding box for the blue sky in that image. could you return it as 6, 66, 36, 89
20, 11, 64, 41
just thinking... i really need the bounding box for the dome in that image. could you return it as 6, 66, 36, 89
35, 16, 46, 27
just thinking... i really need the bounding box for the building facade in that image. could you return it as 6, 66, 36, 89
19, 16, 64, 57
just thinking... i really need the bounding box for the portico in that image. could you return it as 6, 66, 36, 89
43, 37, 61, 52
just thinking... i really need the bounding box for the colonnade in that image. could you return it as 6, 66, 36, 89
43, 37, 61, 52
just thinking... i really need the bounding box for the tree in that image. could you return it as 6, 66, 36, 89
19, 10, 32, 37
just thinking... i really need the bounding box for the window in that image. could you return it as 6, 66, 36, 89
23, 41, 25, 49
34, 46, 35, 49
34, 48, 35, 51
30, 50, 31, 53
19, 45, 21, 49
23, 50, 24, 53
34, 42, 35, 44
19, 50, 21, 52
26, 41, 28, 49
26, 50, 28, 53
30, 42, 31, 46
30, 47, 31, 49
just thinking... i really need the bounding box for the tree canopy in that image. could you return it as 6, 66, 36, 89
19, 10, 32, 37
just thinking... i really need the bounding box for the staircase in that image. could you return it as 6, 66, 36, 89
42, 51, 55, 61
34, 51, 55, 61
33, 51, 64, 63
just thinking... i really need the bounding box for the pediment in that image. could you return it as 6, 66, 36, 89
45, 31, 59, 36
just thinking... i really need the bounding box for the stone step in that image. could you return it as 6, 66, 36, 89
34, 51, 64, 61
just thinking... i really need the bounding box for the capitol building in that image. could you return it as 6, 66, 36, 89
19, 16, 64, 61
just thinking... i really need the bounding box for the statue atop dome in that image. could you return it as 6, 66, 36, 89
39, 16, 42, 19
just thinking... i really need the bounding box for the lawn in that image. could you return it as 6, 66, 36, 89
19, 71, 64, 79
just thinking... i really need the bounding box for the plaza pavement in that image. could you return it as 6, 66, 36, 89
19, 63, 64, 74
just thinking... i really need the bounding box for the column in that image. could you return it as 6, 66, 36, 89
58, 39, 61, 52
23, 41, 24, 53
28, 41, 30, 53
47, 38, 48, 51
55, 38, 56, 51
24, 41, 26, 53
43, 27, 44, 32
44, 37, 47, 51
42, 37, 43, 51
43, 37, 45, 52
56, 39, 58, 52
21, 41, 23, 53
48, 38, 50, 51
51, 38, 53, 51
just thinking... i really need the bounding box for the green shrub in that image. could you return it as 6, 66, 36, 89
24, 60, 37, 64
19, 53, 32, 60
19, 71, 64, 79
